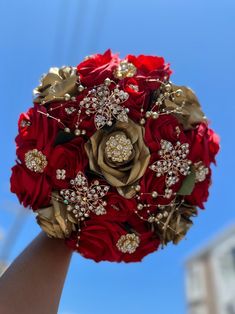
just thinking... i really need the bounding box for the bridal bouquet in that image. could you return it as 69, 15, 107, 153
10, 50, 219, 262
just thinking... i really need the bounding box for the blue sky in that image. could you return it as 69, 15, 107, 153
0, 0, 234, 313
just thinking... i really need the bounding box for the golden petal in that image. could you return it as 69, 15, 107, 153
33, 66, 79, 104
165, 84, 207, 130
36, 192, 77, 239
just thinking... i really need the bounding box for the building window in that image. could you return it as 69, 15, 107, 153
231, 247, 235, 271
186, 262, 205, 301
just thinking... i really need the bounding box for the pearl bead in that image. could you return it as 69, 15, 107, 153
137, 203, 144, 210
64, 127, 71, 133
151, 191, 158, 198
74, 129, 81, 136
78, 85, 85, 92
104, 78, 111, 86
176, 89, 183, 97
165, 84, 172, 92
157, 213, 163, 219
140, 118, 146, 125
152, 112, 159, 119
145, 111, 151, 118
135, 185, 141, 192
64, 93, 71, 101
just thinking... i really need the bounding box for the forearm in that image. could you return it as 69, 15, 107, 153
0, 232, 72, 314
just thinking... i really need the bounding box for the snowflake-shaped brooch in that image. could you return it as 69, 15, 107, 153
79, 79, 129, 129
150, 140, 192, 188
60, 172, 110, 222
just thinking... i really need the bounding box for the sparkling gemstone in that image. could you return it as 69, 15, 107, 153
195, 162, 209, 182
80, 83, 129, 129
116, 233, 140, 254
128, 84, 139, 92
105, 134, 133, 163
65, 106, 76, 115
113, 60, 137, 79
56, 169, 66, 180
150, 139, 191, 188
59, 171, 109, 223
24, 149, 47, 173
20, 119, 31, 128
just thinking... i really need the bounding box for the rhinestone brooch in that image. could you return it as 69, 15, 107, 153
113, 60, 137, 79
116, 233, 140, 254
56, 169, 66, 180
150, 140, 192, 187
79, 81, 129, 129
25, 149, 48, 173
105, 133, 133, 163
60, 172, 110, 222
195, 162, 209, 182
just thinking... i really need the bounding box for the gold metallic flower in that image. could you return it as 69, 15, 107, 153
25, 149, 47, 173
154, 83, 207, 130
116, 233, 140, 254
113, 60, 137, 79
36, 192, 77, 239
85, 119, 150, 198
150, 202, 197, 245
33, 66, 80, 104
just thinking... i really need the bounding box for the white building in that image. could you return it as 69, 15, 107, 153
185, 225, 235, 314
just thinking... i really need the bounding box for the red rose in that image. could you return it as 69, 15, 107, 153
49, 137, 88, 190
46, 95, 97, 138
90, 192, 137, 222
16, 105, 58, 149
186, 172, 211, 209
123, 214, 160, 262
11, 105, 59, 209
139, 167, 182, 213
66, 221, 127, 262
66, 216, 159, 263
17, 107, 34, 142
208, 128, 220, 164
16, 105, 58, 164
126, 54, 172, 91
120, 77, 150, 123
77, 49, 120, 87
143, 115, 192, 203
10, 163, 51, 210
144, 114, 186, 152
186, 123, 220, 166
